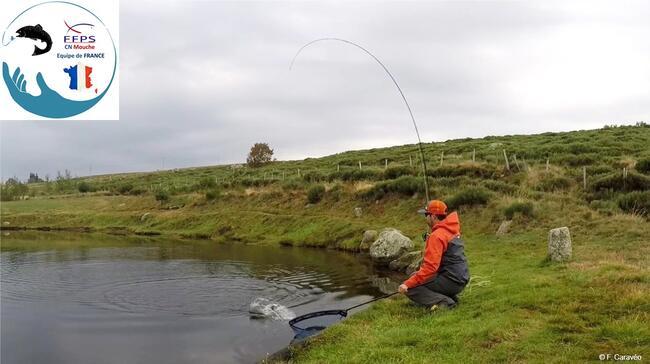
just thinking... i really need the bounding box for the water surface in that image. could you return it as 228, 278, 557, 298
1, 231, 399, 363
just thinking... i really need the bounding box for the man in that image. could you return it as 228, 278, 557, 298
398, 200, 470, 311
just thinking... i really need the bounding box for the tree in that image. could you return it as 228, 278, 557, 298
28, 172, 42, 183
155, 190, 170, 207
246, 143, 274, 168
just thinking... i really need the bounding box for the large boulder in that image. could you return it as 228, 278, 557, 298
389, 251, 422, 272
359, 230, 378, 251
548, 227, 572, 262
405, 256, 423, 275
369, 228, 413, 265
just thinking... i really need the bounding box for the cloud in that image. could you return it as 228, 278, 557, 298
2, 0, 649, 180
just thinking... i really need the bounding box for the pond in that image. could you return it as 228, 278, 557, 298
0, 231, 400, 363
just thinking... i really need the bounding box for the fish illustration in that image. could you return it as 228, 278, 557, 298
15, 24, 52, 56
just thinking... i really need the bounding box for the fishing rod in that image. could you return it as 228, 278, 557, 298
290, 38, 431, 202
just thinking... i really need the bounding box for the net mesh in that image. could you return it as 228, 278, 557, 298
289, 310, 347, 340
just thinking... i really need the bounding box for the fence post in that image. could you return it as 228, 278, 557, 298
298, 169, 301, 178
440, 152, 444, 166
337, 163, 340, 172
385, 159, 388, 170
583, 166, 587, 190
623, 167, 627, 190
503, 150, 510, 171
472, 149, 476, 162
409, 155, 413, 167
359, 161, 362, 170
282, 171, 285, 180
513, 154, 521, 171
546, 158, 550, 172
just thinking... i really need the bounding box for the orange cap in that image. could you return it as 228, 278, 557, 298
418, 200, 447, 215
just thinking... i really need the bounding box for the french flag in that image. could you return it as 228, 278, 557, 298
63, 64, 96, 93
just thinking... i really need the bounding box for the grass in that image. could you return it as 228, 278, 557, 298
285, 230, 649, 363
2, 124, 649, 362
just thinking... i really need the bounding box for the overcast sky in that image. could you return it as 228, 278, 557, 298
1, 0, 649, 180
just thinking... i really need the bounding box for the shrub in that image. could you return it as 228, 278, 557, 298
446, 187, 490, 209
197, 177, 217, 189
240, 178, 275, 187
504, 201, 534, 219
560, 154, 598, 167
281, 179, 303, 191
331, 169, 383, 182
537, 176, 572, 191
617, 191, 650, 216
205, 187, 221, 200
567, 143, 597, 154
130, 187, 146, 195
591, 172, 650, 192
117, 183, 133, 194
636, 158, 650, 174
427, 163, 498, 179
78, 182, 93, 193
155, 190, 170, 205
482, 180, 517, 194
383, 166, 415, 179
302, 171, 327, 183
360, 175, 428, 200
307, 185, 326, 204
589, 199, 618, 216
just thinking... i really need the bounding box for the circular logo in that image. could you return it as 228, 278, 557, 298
1, 1, 116, 118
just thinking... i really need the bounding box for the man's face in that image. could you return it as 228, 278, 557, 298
425, 214, 435, 228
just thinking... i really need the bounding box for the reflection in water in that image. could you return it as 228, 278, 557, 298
1, 231, 400, 364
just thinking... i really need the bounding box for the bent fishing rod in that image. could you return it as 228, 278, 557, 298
290, 38, 431, 202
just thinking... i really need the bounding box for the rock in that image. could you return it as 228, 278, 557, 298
548, 227, 572, 262
3, 221, 9, 225
354, 207, 363, 217
368, 275, 400, 294
496, 220, 512, 236
405, 256, 423, 275
369, 228, 413, 265
140, 213, 151, 222
359, 230, 378, 251
389, 251, 422, 272
305, 203, 314, 209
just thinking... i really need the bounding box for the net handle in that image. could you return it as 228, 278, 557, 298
343, 291, 399, 312
343, 279, 432, 313
289, 309, 347, 330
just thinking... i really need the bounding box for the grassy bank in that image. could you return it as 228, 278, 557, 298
1, 125, 649, 362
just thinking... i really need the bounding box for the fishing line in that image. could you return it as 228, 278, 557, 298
290, 38, 431, 202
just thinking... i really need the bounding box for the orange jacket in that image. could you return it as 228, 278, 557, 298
404, 212, 461, 288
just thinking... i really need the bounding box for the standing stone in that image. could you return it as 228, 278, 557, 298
369, 228, 414, 265
354, 207, 363, 217
496, 220, 512, 236
548, 227, 572, 262
359, 230, 378, 251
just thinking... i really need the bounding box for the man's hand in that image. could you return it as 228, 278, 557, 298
398, 284, 409, 294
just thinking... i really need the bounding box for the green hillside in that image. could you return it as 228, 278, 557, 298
1, 124, 649, 362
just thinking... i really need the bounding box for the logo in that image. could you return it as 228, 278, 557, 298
0, 1, 119, 120
63, 20, 96, 48
15, 24, 52, 56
